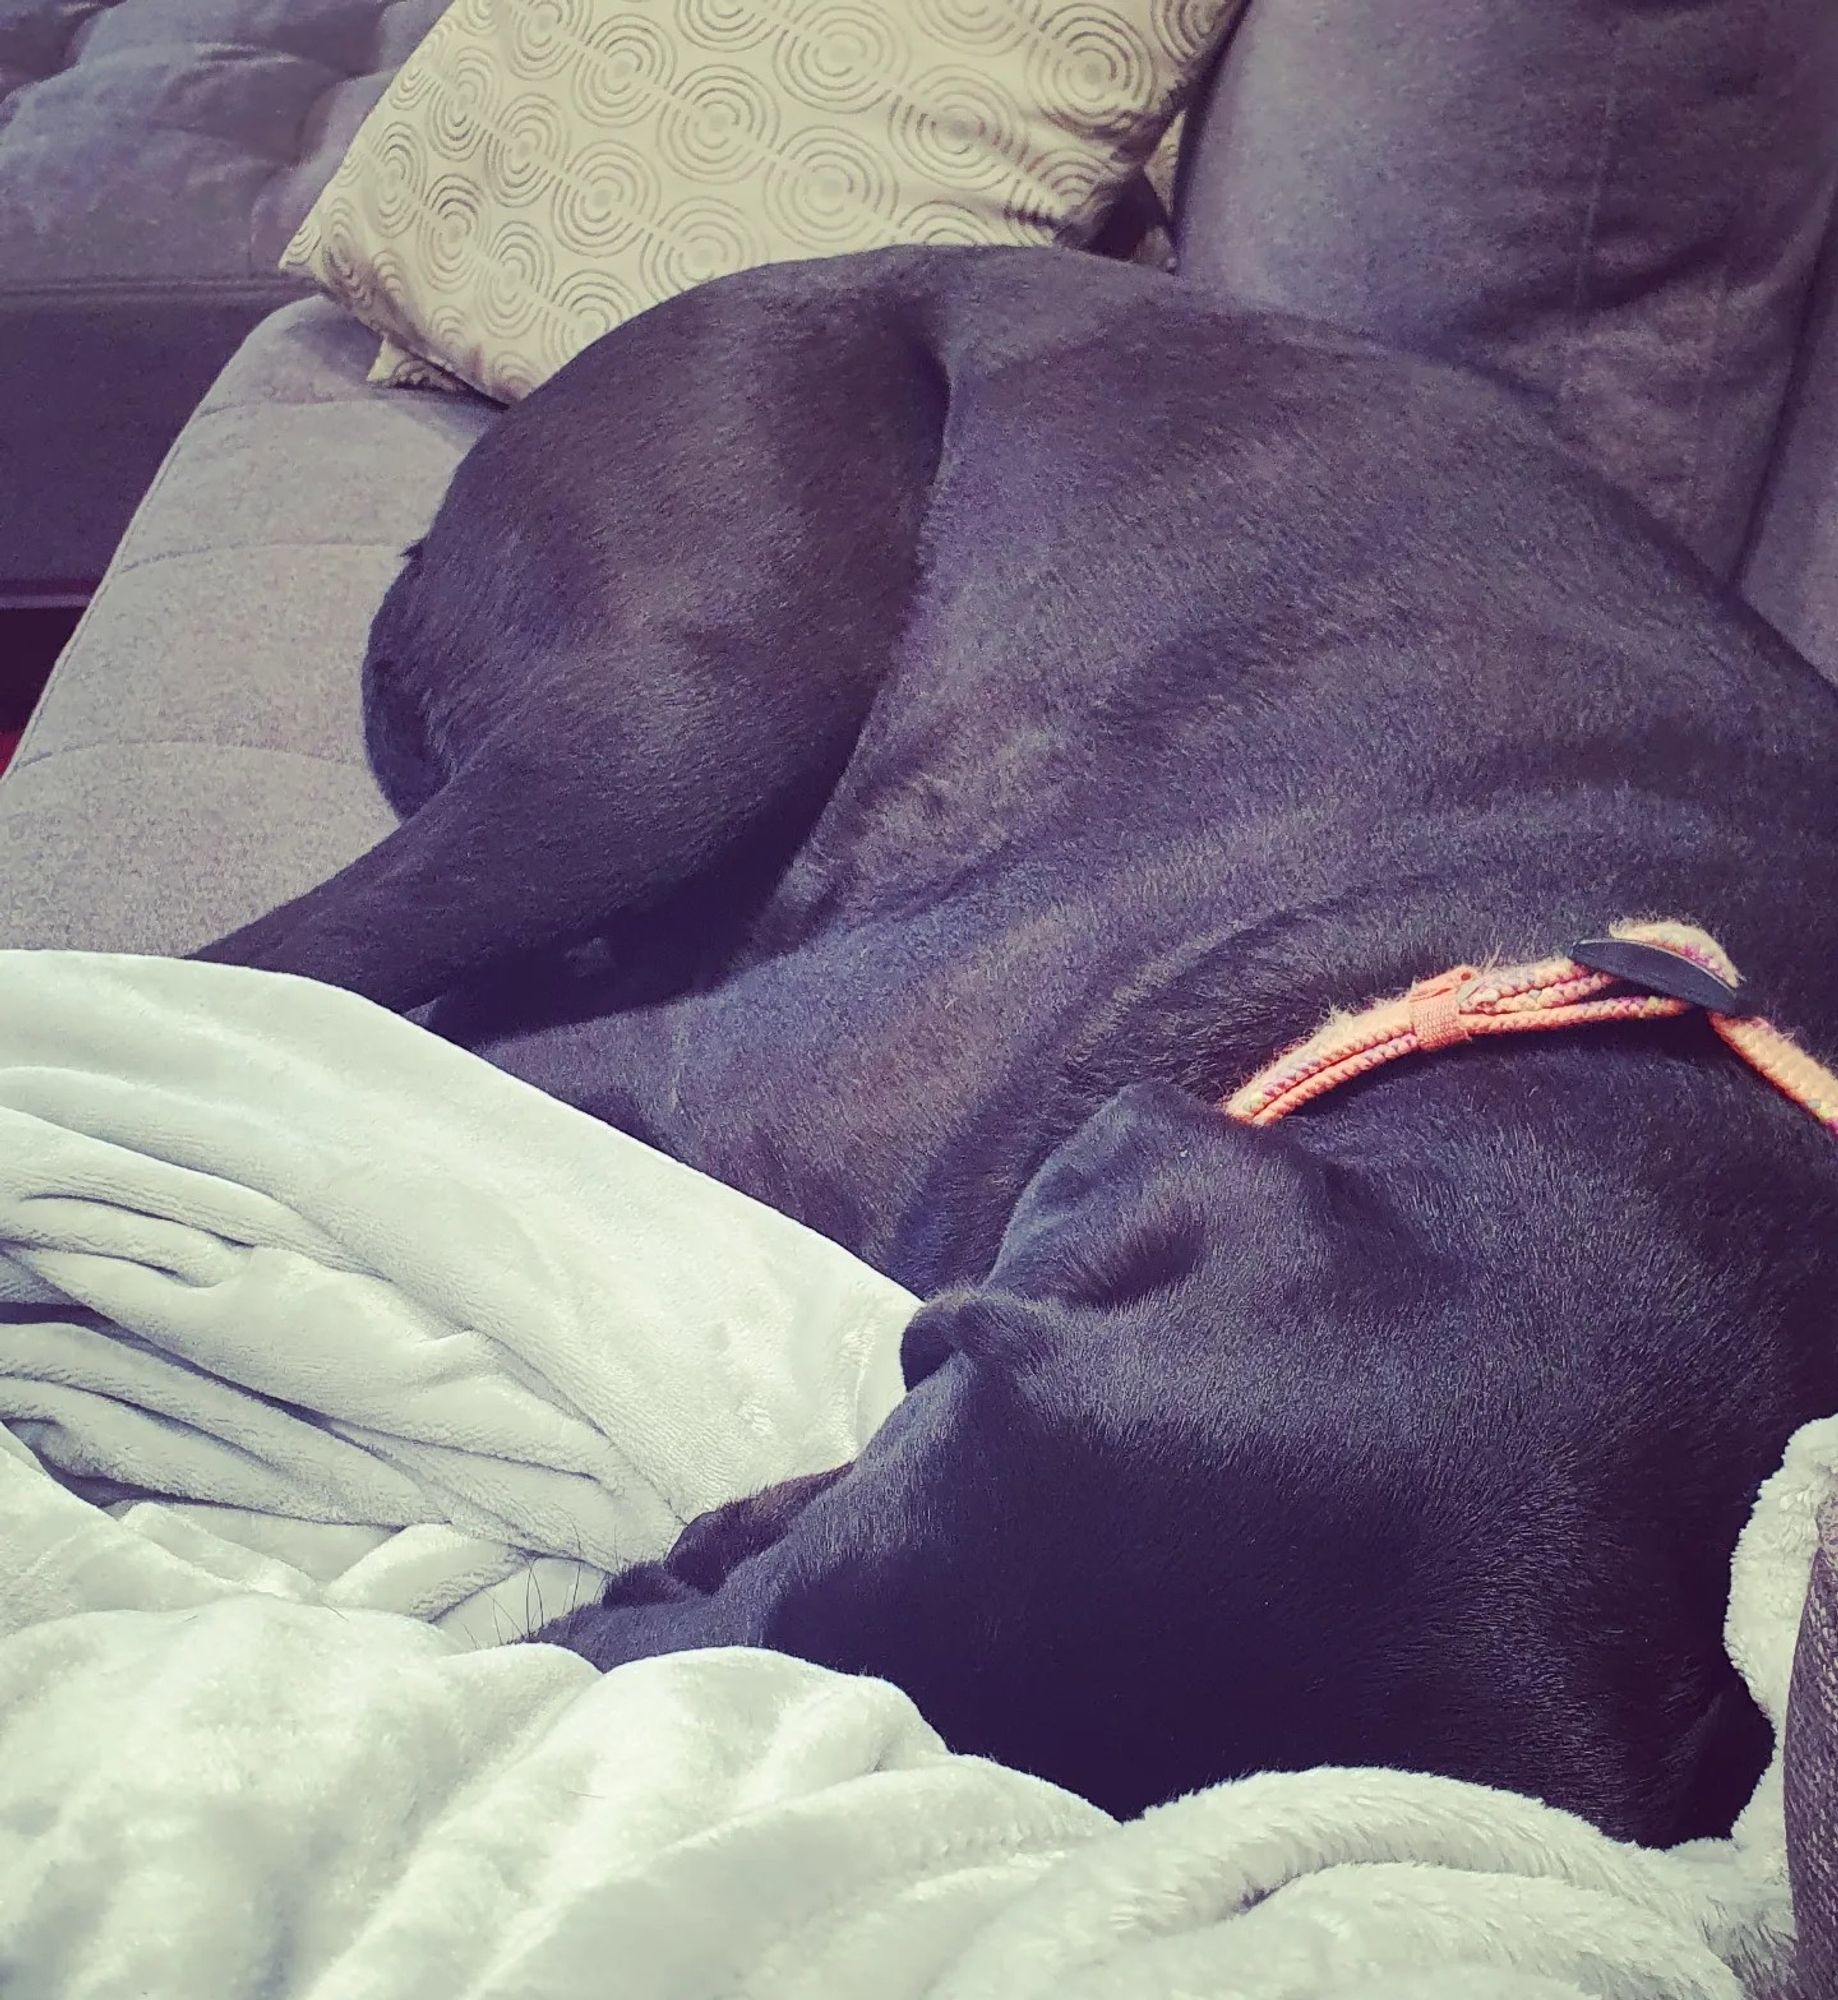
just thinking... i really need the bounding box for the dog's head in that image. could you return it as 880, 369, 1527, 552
550, 1055, 1835, 1841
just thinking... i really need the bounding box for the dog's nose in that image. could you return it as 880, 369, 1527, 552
898, 1288, 1006, 1383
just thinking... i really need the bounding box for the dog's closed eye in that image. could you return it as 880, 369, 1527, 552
900, 1200, 1207, 1386
1050, 1202, 1206, 1311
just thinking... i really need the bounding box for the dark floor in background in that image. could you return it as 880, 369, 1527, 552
1, 604, 85, 772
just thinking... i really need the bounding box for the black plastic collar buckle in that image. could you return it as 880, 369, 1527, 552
1571, 937, 1747, 1014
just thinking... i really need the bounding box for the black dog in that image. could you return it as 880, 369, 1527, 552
198, 245, 1838, 1844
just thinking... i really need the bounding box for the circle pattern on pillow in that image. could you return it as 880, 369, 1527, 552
284, 0, 1245, 403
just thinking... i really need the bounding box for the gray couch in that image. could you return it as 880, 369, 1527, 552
0, 296, 487, 944
4, 0, 1836, 843
5, 0, 1837, 609
1, 0, 1836, 981
10, 0, 1838, 948
0, 0, 447, 599
3, 1, 1838, 1976
3, 226, 1826, 940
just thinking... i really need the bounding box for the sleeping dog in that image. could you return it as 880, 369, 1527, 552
197, 245, 1838, 1845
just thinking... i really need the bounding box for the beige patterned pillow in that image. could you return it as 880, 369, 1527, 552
282, 0, 1242, 403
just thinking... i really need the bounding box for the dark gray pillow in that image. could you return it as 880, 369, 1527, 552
1740, 236, 1838, 683
1172, 0, 1838, 579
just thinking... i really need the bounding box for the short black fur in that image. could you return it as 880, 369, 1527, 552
198, 246, 1838, 1843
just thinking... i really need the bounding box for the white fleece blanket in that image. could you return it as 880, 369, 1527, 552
0, 951, 1820, 1999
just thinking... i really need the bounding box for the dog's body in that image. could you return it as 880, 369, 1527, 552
200, 246, 1838, 1843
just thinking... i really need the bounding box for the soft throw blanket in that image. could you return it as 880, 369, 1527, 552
0, 951, 1820, 1998
0, 950, 914, 1643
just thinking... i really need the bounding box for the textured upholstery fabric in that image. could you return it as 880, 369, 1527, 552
0, 0, 449, 592
1741, 237, 1838, 687
0, 296, 489, 954
1171, 0, 1838, 581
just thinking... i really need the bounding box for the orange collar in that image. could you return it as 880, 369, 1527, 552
1222, 920, 1838, 1133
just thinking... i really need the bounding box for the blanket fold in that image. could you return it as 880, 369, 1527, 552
0, 950, 915, 1624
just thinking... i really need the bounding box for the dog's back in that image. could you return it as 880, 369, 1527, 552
375, 252, 1838, 1288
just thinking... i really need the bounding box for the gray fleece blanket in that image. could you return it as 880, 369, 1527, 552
0, 950, 1822, 1998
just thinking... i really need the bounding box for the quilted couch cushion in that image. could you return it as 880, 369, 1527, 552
0, 0, 448, 591
0, 295, 490, 952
